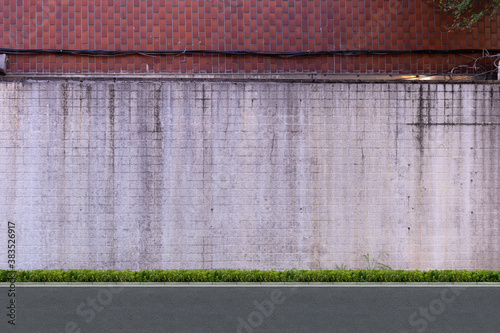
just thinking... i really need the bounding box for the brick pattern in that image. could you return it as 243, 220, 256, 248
1, 0, 499, 74
1, 81, 500, 270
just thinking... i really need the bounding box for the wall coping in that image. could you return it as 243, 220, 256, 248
1, 73, 498, 83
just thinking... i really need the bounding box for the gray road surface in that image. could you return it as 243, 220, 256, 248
0, 284, 499, 333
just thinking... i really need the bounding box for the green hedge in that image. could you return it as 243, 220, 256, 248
1, 269, 500, 283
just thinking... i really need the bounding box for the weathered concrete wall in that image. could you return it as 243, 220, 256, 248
0, 80, 499, 270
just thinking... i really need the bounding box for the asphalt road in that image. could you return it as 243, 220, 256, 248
0, 284, 499, 333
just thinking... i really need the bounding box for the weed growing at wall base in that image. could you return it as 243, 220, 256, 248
361, 253, 392, 270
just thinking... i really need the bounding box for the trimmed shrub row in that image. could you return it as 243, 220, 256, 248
1, 269, 500, 283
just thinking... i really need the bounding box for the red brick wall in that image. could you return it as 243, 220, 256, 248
1, 0, 499, 74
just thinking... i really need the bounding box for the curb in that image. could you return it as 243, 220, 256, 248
2, 282, 500, 287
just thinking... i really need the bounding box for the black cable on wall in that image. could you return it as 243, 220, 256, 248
0, 48, 498, 57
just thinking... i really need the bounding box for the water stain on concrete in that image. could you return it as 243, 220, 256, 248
107, 84, 116, 268
4, 81, 500, 271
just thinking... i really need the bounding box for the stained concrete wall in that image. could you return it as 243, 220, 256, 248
0, 80, 499, 270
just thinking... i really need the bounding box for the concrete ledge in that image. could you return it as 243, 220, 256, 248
0, 73, 496, 83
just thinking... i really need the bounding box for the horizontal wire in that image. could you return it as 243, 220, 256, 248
1, 48, 500, 57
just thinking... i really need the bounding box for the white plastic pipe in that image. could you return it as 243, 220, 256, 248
0, 54, 6, 75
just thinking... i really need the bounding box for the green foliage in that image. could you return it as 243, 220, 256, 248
361, 253, 392, 270
438, 0, 500, 29
334, 263, 348, 270
1, 269, 500, 283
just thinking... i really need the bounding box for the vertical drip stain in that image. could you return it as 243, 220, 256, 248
58, 83, 69, 265
415, 84, 428, 269
61, 83, 68, 158
153, 84, 163, 267
416, 85, 425, 154
138, 84, 164, 269
107, 84, 116, 267
108, 85, 115, 172
85, 84, 94, 266
154, 85, 163, 134
200, 83, 213, 269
